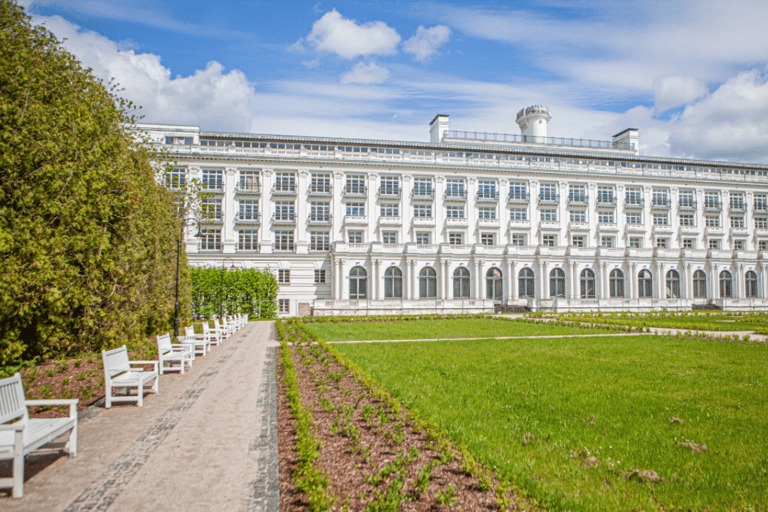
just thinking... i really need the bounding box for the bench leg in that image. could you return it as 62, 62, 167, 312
13, 431, 23, 498
151, 374, 159, 395
105, 386, 112, 409
68, 423, 78, 458
138, 377, 144, 407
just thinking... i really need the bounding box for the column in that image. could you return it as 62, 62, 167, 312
295, 170, 309, 253
333, 171, 344, 242
366, 174, 378, 244
444, 260, 451, 300
629, 262, 636, 299
476, 260, 484, 299
712, 262, 719, 299
411, 259, 418, 300
260, 169, 274, 252
657, 262, 665, 299
404, 259, 410, 300
374, 259, 382, 300
684, 263, 691, 299
222, 167, 238, 254
735, 264, 743, 299
571, 262, 578, 299
542, 261, 550, 299
337, 258, 345, 300
509, 260, 517, 301
601, 262, 608, 300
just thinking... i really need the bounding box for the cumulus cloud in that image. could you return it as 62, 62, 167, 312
340, 62, 390, 85
653, 76, 708, 112
297, 9, 400, 59
403, 25, 451, 62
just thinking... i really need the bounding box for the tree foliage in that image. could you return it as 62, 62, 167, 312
190, 267, 278, 319
0, 0, 191, 364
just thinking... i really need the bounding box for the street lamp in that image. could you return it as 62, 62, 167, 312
219, 257, 235, 319
174, 217, 201, 337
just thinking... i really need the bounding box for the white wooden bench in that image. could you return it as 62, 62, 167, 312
102, 346, 159, 408
178, 325, 211, 356
203, 321, 223, 346
0, 373, 78, 498
213, 318, 231, 339
156, 333, 194, 375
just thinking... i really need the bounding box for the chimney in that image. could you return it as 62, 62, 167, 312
612, 128, 640, 155
429, 114, 449, 143
516, 105, 551, 142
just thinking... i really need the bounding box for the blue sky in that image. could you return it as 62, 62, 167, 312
18, 0, 768, 163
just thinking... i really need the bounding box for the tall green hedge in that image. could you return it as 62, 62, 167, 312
190, 267, 278, 319
0, 0, 191, 365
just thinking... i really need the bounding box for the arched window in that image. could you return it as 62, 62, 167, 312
453, 267, 470, 299
638, 270, 653, 298
384, 266, 402, 299
518, 268, 535, 298
349, 266, 367, 299
550, 268, 565, 298
419, 267, 437, 298
580, 268, 596, 298
720, 270, 732, 298
609, 269, 624, 298
486, 268, 503, 303
745, 270, 759, 298
693, 270, 707, 299
666, 269, 680, 299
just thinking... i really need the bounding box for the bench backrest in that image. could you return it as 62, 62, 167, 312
184, 326, 195, 337
213, 318, 221, 330
157, 333, 172, 354
102, 345, 131, 375
202, 322, 211, 334
0, 373, 27, 425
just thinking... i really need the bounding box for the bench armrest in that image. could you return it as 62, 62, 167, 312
0, 422, 26, 431
128, 361, 160, 372
26, 399, 79, 419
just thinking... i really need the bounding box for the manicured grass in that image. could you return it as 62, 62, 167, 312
559, 312, 768, 332
335, 335, 768, 511
307, 318, 608, 341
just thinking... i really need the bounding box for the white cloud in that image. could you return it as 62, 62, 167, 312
653, 76, 708, 112
403, 25, 451, 63
300, 9, 400, 59
340, 62, 390, 85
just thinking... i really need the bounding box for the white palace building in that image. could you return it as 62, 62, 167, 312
137, 106, 768, 316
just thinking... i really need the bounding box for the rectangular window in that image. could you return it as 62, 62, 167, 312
704, 191, 720, 209
542, 234, 556, 247
346, 203, 365, 217
200, 229, 221, 251
540, 208, 557, 222
274, 230, 294, 251
733, 240, 745, 250
730, 193, 745, 210
679, 190, 695, 208
446, 206, 464, 218
416, 232, 430, 245
597, 186, 615, 204
626, 212, 643, 225
238, 230, 258, 251
346, 175, 366, 194
239, 199, 259, 220
413, 177, 433, 197
348, 230, 363, 244
760, 240, 768, 251
202, 169, 223, 191
414, 205, 432, 218
278, 269, 290, 284
509, 208, 528, 221
201, 197, 222, 220
478, 180, 496, 199
709, 239, 721, 250
310, 173, 331, 193
568, 184, 586, 203
274, 201, 295, 221
309, 231, 330, 251
380, 176, 400, 195
629, 237, 642, 248
731, 216, 745, 229
756, 217, 768, 229
445, 179, 465, 197
652, 189, 669, 207
755, 194, 768, 211
278, 299, 289, 313
679, 213, 695, 226
310, 202, 330, 222
509, 182, 527, 200
705, 215, 720, 228
625, 188, 643, 206
380, 203, 399, 217
653, 213, 669, 226
239, 170, 259, 191
601, 236, 614, 248
598, 211, 615, 224
683, 238, 695, 249
571, 235, 584, 247
274, 172, 296, 192
449, 232, 463, 245
511, 234, 525, 246
382, 231, 397, 244
480, 233, 495, 246
166, 168, 186, 190
656, 238, 669, 249
478, 207, 496, 220
540, 183, 558, 201
314, 269, 326, 284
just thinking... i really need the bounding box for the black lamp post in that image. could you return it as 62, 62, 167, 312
174, 217, 201, 337
219, 257, 235, 319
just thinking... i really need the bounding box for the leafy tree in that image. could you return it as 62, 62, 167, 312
0, 0, 190, 364
190, 267, 278, 319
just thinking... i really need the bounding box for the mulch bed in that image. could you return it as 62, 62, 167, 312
276, 337, 541, 511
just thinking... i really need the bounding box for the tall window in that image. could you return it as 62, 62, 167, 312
413, 177, 433, 197
201, 197, 222, 220
550, 268, 565, 298
238, 230, 258, 251
310, 202, 330, 222
239, 170, 259, 191
609, 269, 624, 298
274, 201, 295, 221
349, 266, 367, 299
202, 169, 223, 191
509, 182, 527, 200
746, 270, 759, 298
638, 270, 653, 298
453, 267, 470, 298
384, 267, 402, 299
704, 191, 720, 209
652, 189, 669, 207
730, 192, 745, 210
380, 176, 400, 195
309, 231, 329, 251
419, 267, 437, 298
310, 173, 331, 193
580, 269, 596, 299
274, 230, 294, 251
596, 186, 615, 204
693, 270, 707, 298
519, 268, 535, 298
166, 167, 186, 189
539, 183, 558, 202
625, 188, 643, 206
666, 269, 680, 298
445, 179, 465, 198
239, 199, 259, 221
568, 184, 586, 203
346, 175, 366, 194
486, 268, 503, 303
274, 172, 295, 192
200, 229, 221, 251
477, 180, 496, 199
719, 270, 732, 298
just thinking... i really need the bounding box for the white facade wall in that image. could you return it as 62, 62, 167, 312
137, 122, 768, 316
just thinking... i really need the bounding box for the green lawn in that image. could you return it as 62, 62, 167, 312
307, 318, 607, 341
335, 335, 768, 511
559, 313, 768, 332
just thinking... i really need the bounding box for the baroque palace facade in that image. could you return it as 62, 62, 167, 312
137, 106, 768, 316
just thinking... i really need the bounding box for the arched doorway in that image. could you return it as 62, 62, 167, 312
486, 267, 503, 303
